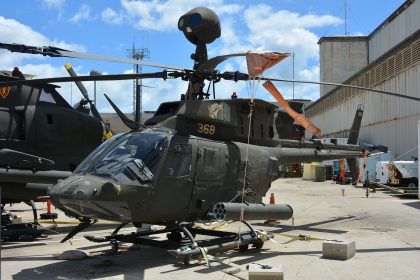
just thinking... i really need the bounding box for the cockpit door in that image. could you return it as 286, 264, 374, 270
189, 140, 232, 217
152, 136, 197, 221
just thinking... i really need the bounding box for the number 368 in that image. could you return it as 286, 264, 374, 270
197, 123, 216, 135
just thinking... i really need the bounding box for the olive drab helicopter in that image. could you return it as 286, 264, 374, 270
0, 7, 409, 262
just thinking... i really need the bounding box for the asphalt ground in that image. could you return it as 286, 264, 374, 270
1, 178, 420, 280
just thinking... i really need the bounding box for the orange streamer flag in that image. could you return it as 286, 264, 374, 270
262, 80, 321, 137
246, 51, 290, 78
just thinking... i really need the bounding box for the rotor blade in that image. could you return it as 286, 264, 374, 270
221, 71, 420, 102
0, 42, 65, 57
0, 42, 186, 71
64, 64, 112, 138
64, 64, 90, 99
197, 53, 246, 71
263, 77, 420, 102
57, 49, 185, 71
104, 94, 145, 130
262, 80, 321, 136
0, 72, 170, 86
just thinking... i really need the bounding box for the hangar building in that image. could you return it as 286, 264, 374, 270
306, 0, 420, 160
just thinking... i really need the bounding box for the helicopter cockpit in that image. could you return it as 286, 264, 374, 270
74, 130, 168, 186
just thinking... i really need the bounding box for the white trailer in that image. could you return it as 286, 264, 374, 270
387, 161, 418, 188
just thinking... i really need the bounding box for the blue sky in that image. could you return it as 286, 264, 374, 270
0, 0, 405, 113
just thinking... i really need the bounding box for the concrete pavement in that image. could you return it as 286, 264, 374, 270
1, 178, 420, 279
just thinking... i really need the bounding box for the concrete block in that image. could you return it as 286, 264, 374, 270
322, 240, 356, 260
248, 264, 283, 280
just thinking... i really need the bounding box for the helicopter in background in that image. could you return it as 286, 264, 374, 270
0, 7, 405, 262
0, 65, 111, 240
0, 61, 120, 205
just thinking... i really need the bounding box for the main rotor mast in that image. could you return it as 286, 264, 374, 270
178, 7, 221, 100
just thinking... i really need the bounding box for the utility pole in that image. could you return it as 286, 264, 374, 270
90, 70, 102, 106
127, 44, 150, 124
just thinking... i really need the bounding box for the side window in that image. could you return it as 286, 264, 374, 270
166, 144, 192, 177
197, 145, 226, 178
38, 87, 72, 108
203, 147, 217, 171
39, 89, 56, 103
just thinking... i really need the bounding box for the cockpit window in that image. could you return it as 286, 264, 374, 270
74, 135, 118, 175
39, 89, 56, 103
38, 87, 72, 109
165, 143, 192, 177
81, 131, 168, 186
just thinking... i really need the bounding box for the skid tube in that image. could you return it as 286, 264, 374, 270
84, 221, 273, 263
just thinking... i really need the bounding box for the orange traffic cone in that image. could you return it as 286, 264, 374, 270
269, 193, 276, 204
264, 193, 280, 225
38, 196, 58, 220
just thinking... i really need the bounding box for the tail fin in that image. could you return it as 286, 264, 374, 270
347, 104, 364, 182
347, 104, 364, 145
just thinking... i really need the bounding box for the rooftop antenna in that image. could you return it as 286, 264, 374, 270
292, 52, 295, 100
344, 0, 348, 36
127, 43, 150, 124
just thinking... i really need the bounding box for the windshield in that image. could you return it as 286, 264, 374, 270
74, 134, 119, 175
82, 131, 168, 186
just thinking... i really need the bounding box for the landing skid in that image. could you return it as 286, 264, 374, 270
84, 221, 273, 264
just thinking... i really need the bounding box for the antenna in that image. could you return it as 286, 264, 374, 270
344, 0, 348, 36
127, 43, 150, 124
292, 52, 295, 100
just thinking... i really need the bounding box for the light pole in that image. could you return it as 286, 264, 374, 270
89, 70, 102, 106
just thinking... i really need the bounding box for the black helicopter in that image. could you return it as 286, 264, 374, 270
0, 65, 111, 205
0, 7, 408, 262
0, 64, 112, 240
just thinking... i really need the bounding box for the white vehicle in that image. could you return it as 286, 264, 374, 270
386, 161, 418, 188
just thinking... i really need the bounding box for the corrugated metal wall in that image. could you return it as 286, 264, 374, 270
369, 0, 419, 63
309, 63, 420, 160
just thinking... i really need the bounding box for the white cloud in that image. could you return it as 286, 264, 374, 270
1, 2, 345, 112
42, 0, 65, 10
101, 8, 125, 25
243, 4, 342, 59
70, 4, 92, 24
4, 2, 344, 111
112, 2, 342, 101
119, 0, 243, 31
0, 17, 83, 49
299, 65, 319, 81
220, 4, 342, 101
97, 1, 343, 102
0, 15, 174, 113
0, 16, 85, 66
284, 69, 320, 101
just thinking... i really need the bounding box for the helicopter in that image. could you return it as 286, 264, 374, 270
0, 7, 407, 262
0, 64, 113, 205
0, 65, 112, 240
